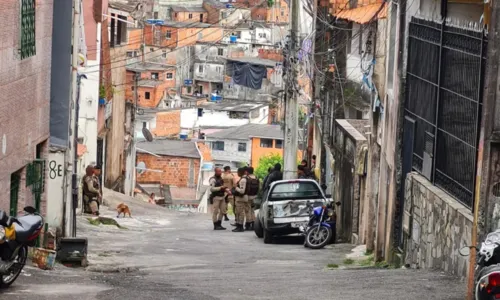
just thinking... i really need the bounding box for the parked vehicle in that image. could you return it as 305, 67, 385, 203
0, 206, 43, 288
254, 179, 330, 244
299, 201, 337, 249
459, 229, 500, 299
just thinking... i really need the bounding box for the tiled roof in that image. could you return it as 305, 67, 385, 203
170, 5, 207, 12
335, 3, 387, 24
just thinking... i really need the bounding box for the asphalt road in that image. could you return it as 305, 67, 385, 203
2, 189, 467, 300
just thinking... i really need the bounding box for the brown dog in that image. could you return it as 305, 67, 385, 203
116, 203, 132, 218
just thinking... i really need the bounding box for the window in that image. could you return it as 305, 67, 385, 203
166, 73, 173, 79
150, 47, 154, 52
20, 0, 36, 59
258, 32, 267, 38
151, 72, 159, 79
162, 50, 167, 58
145, 92, 151, 100
131, 86, 134, 91
217, 48, 224, 56
260, 139, 273, 148
174, 12, 178, 18
212, 141, 225, 151
238, 142, 247, 152
127, 51, 134, 57
200, 13, 204, 22
198, 65, 204, 73
221, 11, 228, 19
189, 13, 193, 19
281, 8, 285, 16
275, 139, 283, 149
166, 30, 172, 39
187, 86, 192, 93
215, 66, 222, 74
198, 32, 203, 39
154, 12, 159, 19
269, 182, 322, 201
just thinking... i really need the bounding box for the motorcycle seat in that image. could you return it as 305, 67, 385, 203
14, 215, 42, 242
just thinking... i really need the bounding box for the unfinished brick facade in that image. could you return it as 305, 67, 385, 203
0, 0, 53, 214
136, 153, 200, 188
153, 111, 181, 137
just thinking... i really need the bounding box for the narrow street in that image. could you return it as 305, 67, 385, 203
5, 190, 465, 300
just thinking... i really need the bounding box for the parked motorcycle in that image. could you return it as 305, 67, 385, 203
459, 229, 500, 299
0, 206, 43, 288
299, 201, 337, 249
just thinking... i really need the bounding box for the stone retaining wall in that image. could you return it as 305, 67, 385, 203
403, 173, 472, 278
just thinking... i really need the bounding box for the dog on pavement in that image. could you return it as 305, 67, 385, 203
116, 203, 132, 218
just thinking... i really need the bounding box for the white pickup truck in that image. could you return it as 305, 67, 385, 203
253, 179, 330, 244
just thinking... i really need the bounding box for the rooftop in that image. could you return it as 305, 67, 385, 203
203, 0, 249, 9
226, 57, 280, 68
127, 62, 174, 72
205, 123, 284, 140
153, 20, 213, 28
109, 1, 138, 13
170, 5, 207, 12
138, 79, 164, 87
136, 139, 201, 159
199, 101, 268, 112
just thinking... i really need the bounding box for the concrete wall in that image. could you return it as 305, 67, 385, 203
136, 153, 200, 188
404, 173, 472, 278
205, 138, 251, 164
46, 151, 65, 228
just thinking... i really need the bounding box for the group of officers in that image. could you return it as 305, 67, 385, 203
209, 166, 260, 232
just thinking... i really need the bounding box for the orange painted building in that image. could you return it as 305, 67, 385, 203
144, 22, 223, 49
250, 137, 303, 168
126, 62, 176, 108
170, 6, 208, 22
247, 0, 289, 22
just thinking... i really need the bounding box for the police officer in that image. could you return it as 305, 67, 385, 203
231, 167, 249, 232
245, 167, 259, 230
209, 167, 227, 230
221, 166, 234, 222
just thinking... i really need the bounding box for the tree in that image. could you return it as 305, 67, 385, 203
255, 153, 283, 180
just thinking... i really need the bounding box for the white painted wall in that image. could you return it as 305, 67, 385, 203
46, 151, 66, 229
181, 106, 269, 129
205, 138, 252, 163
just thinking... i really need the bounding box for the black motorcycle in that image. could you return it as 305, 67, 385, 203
0, 206, 44, 288
299, 200, 338, 249
460, 230, 500, 299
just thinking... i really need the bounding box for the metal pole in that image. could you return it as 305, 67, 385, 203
72, 74, 84, 237
130, 73, 140, 197
283, 0, 300, 180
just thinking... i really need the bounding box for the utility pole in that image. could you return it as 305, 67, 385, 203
283, 0, 300, 180
129, 73, 140, 197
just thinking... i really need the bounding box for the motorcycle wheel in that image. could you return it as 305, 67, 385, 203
0, 246, 27, 288
305, 226, 332, 249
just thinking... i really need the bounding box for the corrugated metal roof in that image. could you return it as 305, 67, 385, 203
170, 5, 207, 12
206, 124, 284, 140
137, 139, 200, 158
335, 3, 387, 24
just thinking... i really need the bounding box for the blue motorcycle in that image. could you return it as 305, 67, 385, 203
300, 201, 337, 249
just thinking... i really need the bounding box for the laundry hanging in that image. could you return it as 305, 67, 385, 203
228, 61, 267, 90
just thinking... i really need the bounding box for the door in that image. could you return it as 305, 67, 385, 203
200, 13, 204, 22
198, 85, 203, 95
396, 116, 415, 249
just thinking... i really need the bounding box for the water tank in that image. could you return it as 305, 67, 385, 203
210, 94, 223, 102
179, 132, 188, 140
229, 35, 237, 43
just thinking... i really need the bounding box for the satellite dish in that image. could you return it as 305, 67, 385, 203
142, 127, 153, 142
137, 161, 146, 174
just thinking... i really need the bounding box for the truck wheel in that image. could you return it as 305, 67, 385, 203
254, 218, 263, 238
263, 229, 273, 244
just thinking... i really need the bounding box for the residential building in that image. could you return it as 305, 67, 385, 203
126, 62, 177, 108
204, 124, 303, 169
203, 0, 251, 26
144, 21, 224, 49
192, 42, 227, 96
168, 6, 208, 23
181, 101, 270, 133
247, 0, 289, 23
0, 0, 53, 218
222, 21, 275, 47
135, 109, 182, 139
223, 56, 283, 102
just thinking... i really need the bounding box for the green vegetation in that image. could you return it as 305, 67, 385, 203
255, 153, 283, 180
343, 258, 355, 265
87, 217, 127, 229
326, 263, 339, 269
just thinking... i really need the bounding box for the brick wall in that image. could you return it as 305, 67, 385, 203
153, 110, 181, 137
0, 0, 53, 213
258, 49, 283, 61
136, 153, 200, 188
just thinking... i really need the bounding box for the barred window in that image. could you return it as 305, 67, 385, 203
20, 0, 36, 59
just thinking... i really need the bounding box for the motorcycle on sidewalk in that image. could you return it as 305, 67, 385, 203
0, 206, 44, 288
459, 229, 500, 299
299, 200, 339, 249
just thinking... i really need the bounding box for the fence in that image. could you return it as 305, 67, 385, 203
402, 17, 486, 210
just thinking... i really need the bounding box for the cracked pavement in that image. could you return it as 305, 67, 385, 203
3, 189, 467, 299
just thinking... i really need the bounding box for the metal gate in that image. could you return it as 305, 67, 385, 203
10, 173, 21, 217
402, 17, 486, 210
26, 160, 45, 213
